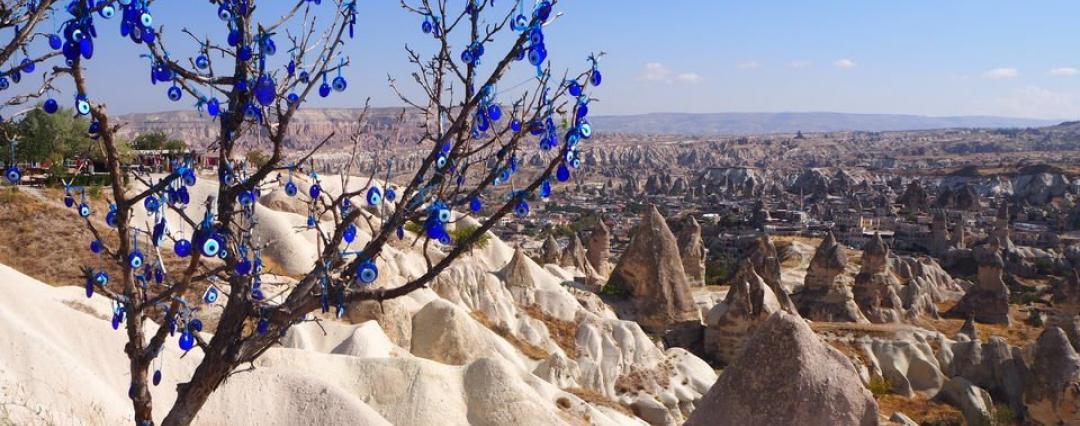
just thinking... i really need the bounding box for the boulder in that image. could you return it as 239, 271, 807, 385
676, 216, 707, 286
607, 205, 701, 334
687, 312, 879, 426
852, 233, 905, 323
1023, 327, 1080, 425
793, 232, 866, 322
937, 377, 994, 426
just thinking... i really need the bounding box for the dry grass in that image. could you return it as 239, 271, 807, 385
520, 304, 579, 359
565, 387, 633, 416
876, 394, 963, 425
918, 302, 1042, 347
470, 310, 550, 360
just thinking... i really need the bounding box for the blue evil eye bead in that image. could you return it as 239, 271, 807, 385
178, 331, 194, 351
76, 97, 91, 115
356, 260, 378, 284
64, 193, 74, 207
203, 286, 220, 304
140, 12, 153, 27
287, 93, 299, 104
85, 275, 95, 298
308, 183, 321, 199
20, 58, 34, 73
251, 287, 264, 301
540, 180, 552, 198
0, 77, 8, 90
436, 154, 448, 169
181, 169, 197, 187
4, 166, 20, 184
206, 98, 221, 117
366, 186, 382, 206
385, 187, 397, 202
106, 210, 118, 227
79, 38, 93, 59
195, 55, 209, 69
94, 271, 109, 287
200, 236, 221, 257
237, 189, 255, 206
298, 70, 310, 83
437, 206, 452, 223
332, 76, 347, 92
254, 75, 276, 106
487, 104, 502, 121
227, 29, 241, 46
396, 225, 405, 239
152, 370, 161, 386
469, 197, 482, 213
78, 203, 91, 218
512, 13, 528, 31
167, 86, 182, 102
284, 181, 297, 197
49, 34, 62, 50
128, 251, 145, 269
111, 308, 124, 330
528, 45, 547, 66
152, 220, 166, 246
262, 37, 277, 56
535, 0, 553, 22
511, 120, 522, 132
460, 49, 474, 64
100, 5, 115, 18
556, 163, 571, 182
579, 122, 592, 139
319, 82, 331, 98
256, 318, 269, 335
307, 215, 317, 228
90, 239, 104, 253
144, 195, 160, 212
568, 80, 582, 97
422, 18, 433, 34
514, 199, 530, 218
235, 258, 252, 275
43, 98, 58, 113
343, 223, 357, 243
591, 69, 602, 87
154, 267, 164, 284
218, 6, 232, 21
174, 239, 191, 257
189, 319, 204, 332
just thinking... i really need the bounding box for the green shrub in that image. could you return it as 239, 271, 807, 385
450, 225, 490, 250
867, 376, 891, 396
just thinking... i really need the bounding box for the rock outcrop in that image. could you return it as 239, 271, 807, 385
540, 235, 561, 265
793, 232, 866, 322
852, 233, 905, 323
703, 263, 784, 364
608, 205, 701, 334
559, 233, 589, 272
945, 238, 1011, 324
676, 216, 707, 286
687, 312, 879, 426
1023, 327, 1080, 425
585, 218, 611, 276
742, 235, 799, 314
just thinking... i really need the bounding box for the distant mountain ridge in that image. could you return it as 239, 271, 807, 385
589, 112, 1060, 136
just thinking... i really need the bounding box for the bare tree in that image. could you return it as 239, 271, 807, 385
42, 0, 600, 424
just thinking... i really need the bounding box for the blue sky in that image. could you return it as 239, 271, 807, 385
7, 0, 1080, 119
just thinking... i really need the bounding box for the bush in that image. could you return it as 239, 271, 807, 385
991, 404, 1016, 426
449, 225, 490, 250
867, 376, 891, 396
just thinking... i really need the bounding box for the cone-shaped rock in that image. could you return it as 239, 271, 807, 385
743, 235, 799, 314
499, 247, 536, 290
945, 237, 1011, 324
1023, 327, 1080, 425
559, 233, 589, 271
703, 262, 784, 364
676, 216, 707, 286
852, 233, 906, 323
793, 232, 866, 322
586, 218, 611, 276
540, 235, 561, 265
687, 312, 879, 426
608, 205, 701, 333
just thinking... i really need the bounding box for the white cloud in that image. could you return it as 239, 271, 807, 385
787, 60, 813, 69
676, 73, 702, 83
1050, 67, 1078, 76
638, 63, 701, 84
984, 67, 1018, 79
833, 58, 857, 69
639, 62, 671, 81
736, 61, 760, 69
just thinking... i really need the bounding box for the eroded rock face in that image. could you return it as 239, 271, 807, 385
892, 256, 964, 319
541, 236, 561, 265
559, 233, 589, 272
742, 235, 799, 314
703, 263, 783, 365
945, 238, 1011, 325
852, 233, 905, 323
585, 218, 611, 276
793, 232, 866, 322
687, 312, 879, 426
1053, 269, 1080, 306
676, 216, 707, 287
608, 205, 701, 334
899, 181, 929, 213
1024, 327, 1080, 425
